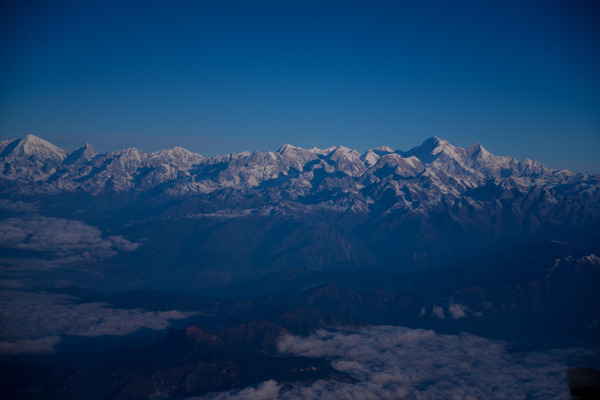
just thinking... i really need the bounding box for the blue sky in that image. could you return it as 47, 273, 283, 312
1, 0, 599, 172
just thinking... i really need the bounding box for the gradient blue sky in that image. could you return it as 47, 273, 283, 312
1, 0, 599, 172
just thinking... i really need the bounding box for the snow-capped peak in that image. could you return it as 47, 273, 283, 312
401, 136, 459, 164
0, 135, 69, 182
371, 146, 394, 154
466, 142, 485, 156
328, 146, 356, 159
426, 136, 453, 154
276, 144, 318, 168
151, 146, 200, 159
20, 134, 65, 153
113, 147, 146, 160
64, 143, 97, 165
8, 134, 68, 162
148, 146, 205, 168
277, 143, 302, 154
360, 150, 381, 168
309, 146, 337, 156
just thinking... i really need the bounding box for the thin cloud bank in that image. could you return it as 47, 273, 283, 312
0, 336, 61, 356
0, 215, 139, 261
0, 199, 39, 213
198, 326, 599, 400
0, 290, 194, 355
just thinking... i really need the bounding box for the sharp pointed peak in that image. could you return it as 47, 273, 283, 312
77, 143, 96, 155
19, 134, 53, 146
398, 136, 462, 164
404, 136, 452, 153
465, 142, 490, 157
111, 146, 146, 159
64, 142, 97, 164
330, 145, 354, 154
277, 143, 303, 154
422, 136, 452, 147
12, 134, 67, 159
329, 145, 361, 158
406, 137, 455, 155
22, 133, 43, 142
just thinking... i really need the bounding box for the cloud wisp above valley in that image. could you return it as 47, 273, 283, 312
0, 205, 140, 283
0, 215, 138, 259
0, 290, 195, 356
199, 326, 599, 400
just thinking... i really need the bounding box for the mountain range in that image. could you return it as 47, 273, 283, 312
1, 134, 599, 289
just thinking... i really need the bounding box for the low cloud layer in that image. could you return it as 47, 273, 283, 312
0, 290, 194, 355
198, 326, 599, 400
0, 215, 139, 266
0, 199, 39, 213
0, 214, 140, 286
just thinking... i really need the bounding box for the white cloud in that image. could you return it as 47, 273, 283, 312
0, 336, 61, 355
0, 199, 39, 213
0, 290, 195, 355
196, 326, 599, 400
431, 305, 445, 319
0, 216, 139, 264
109, 234, 140, 252
205, 380, 282, 400
428, 303, 481, 320
448, 303, 467, 319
